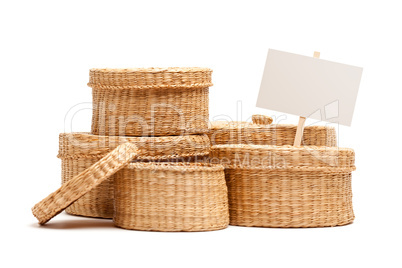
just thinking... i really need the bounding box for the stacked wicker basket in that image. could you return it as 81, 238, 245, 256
207, 115, 355, 227
56, 67, 229, 231
32, 67, 356, 230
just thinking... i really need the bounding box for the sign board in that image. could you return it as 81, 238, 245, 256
256, 49, 363, 126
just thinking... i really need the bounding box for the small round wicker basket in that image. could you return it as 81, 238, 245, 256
88, 67, 212, 136
209, 144, 356, 228
58, 133, 211, 219
114, 162, 229, 232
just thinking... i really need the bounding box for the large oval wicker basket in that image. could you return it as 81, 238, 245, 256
209, 115, 337, 146
58, 133, 211, 219
209, 144, 355, 228
88, 67, 212, 136
114, 162, 229, 232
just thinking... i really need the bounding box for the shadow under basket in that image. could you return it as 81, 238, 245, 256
88, 67, 212, 136
58, 132, 211, 219
209, 144, 356, 228
113, 162, 229, 232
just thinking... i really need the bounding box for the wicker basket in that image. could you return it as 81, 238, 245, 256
58, 132, 211, 219
209, 144, 355, 228
88, 67, 212, 136
114, 162, 229, 232
208, 115, 337, 146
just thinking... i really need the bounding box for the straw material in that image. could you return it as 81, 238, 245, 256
252, 114, 273, 125
89, 67, 212, 136
209, 118, 337, 146
88, 67, 213, 90
58, 132, 211, 219
209, 145, 355, 228
114, 162, 229, 232
32, 143, 138, 225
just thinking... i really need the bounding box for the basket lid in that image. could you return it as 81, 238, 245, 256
210, 144, 355, 170
209, 114, 338, 131
32, 143, 139, 224
88, 67, 213, 90
57, 133, 211, 160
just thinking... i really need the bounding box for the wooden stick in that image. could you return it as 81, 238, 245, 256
293, 116, 306, 146
293, 51, 320, 146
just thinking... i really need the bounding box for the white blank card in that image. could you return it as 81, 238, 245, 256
256, 49, 363, 126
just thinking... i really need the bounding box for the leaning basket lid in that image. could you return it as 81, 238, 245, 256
32, 143, 139, 224
88, 67, 213, 90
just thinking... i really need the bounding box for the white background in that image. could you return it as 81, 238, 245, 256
1, 1, 401, 267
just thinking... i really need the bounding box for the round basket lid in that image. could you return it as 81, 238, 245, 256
57, 133, 211, 160
32, 143, 139, 224
210, 144, 355, 170
88, 67, 213, 90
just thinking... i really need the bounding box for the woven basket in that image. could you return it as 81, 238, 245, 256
209, 115, 337, 146
114, 162, 229, 232
209, 145, 355, 228
58, 132, 211, 219
88, 67, 212, 136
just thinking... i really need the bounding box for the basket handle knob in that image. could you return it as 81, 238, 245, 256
252, 114, 273, 125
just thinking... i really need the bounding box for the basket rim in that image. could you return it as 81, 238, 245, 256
210, 144, 355, 170
88, 67, 213, 89
59, 132, 209, 140
89, 67, 212, 73
58, 132, 211, 159
126, 162, 224, 171
211, 144, 353, 153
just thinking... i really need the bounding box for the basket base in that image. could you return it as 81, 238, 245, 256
65, 207, 113, 219
114, 221, 229, 232
229, 217, 355, 228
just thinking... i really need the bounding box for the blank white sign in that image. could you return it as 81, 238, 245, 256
256, 49, 363, 126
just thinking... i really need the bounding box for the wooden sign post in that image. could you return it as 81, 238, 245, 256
293, 51, 320, 146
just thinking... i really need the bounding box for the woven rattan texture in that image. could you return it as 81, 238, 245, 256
32, 143, 138, 224
225, 169, 354, 228
89, 68, 211, 136
209, 121, 337, 146
209, 145, 355, 228
114, 162, 229, 231
58, 132, 211, 160
88, 67, 213, 90
58, 133, 211, 219
252, 114, 273, 125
